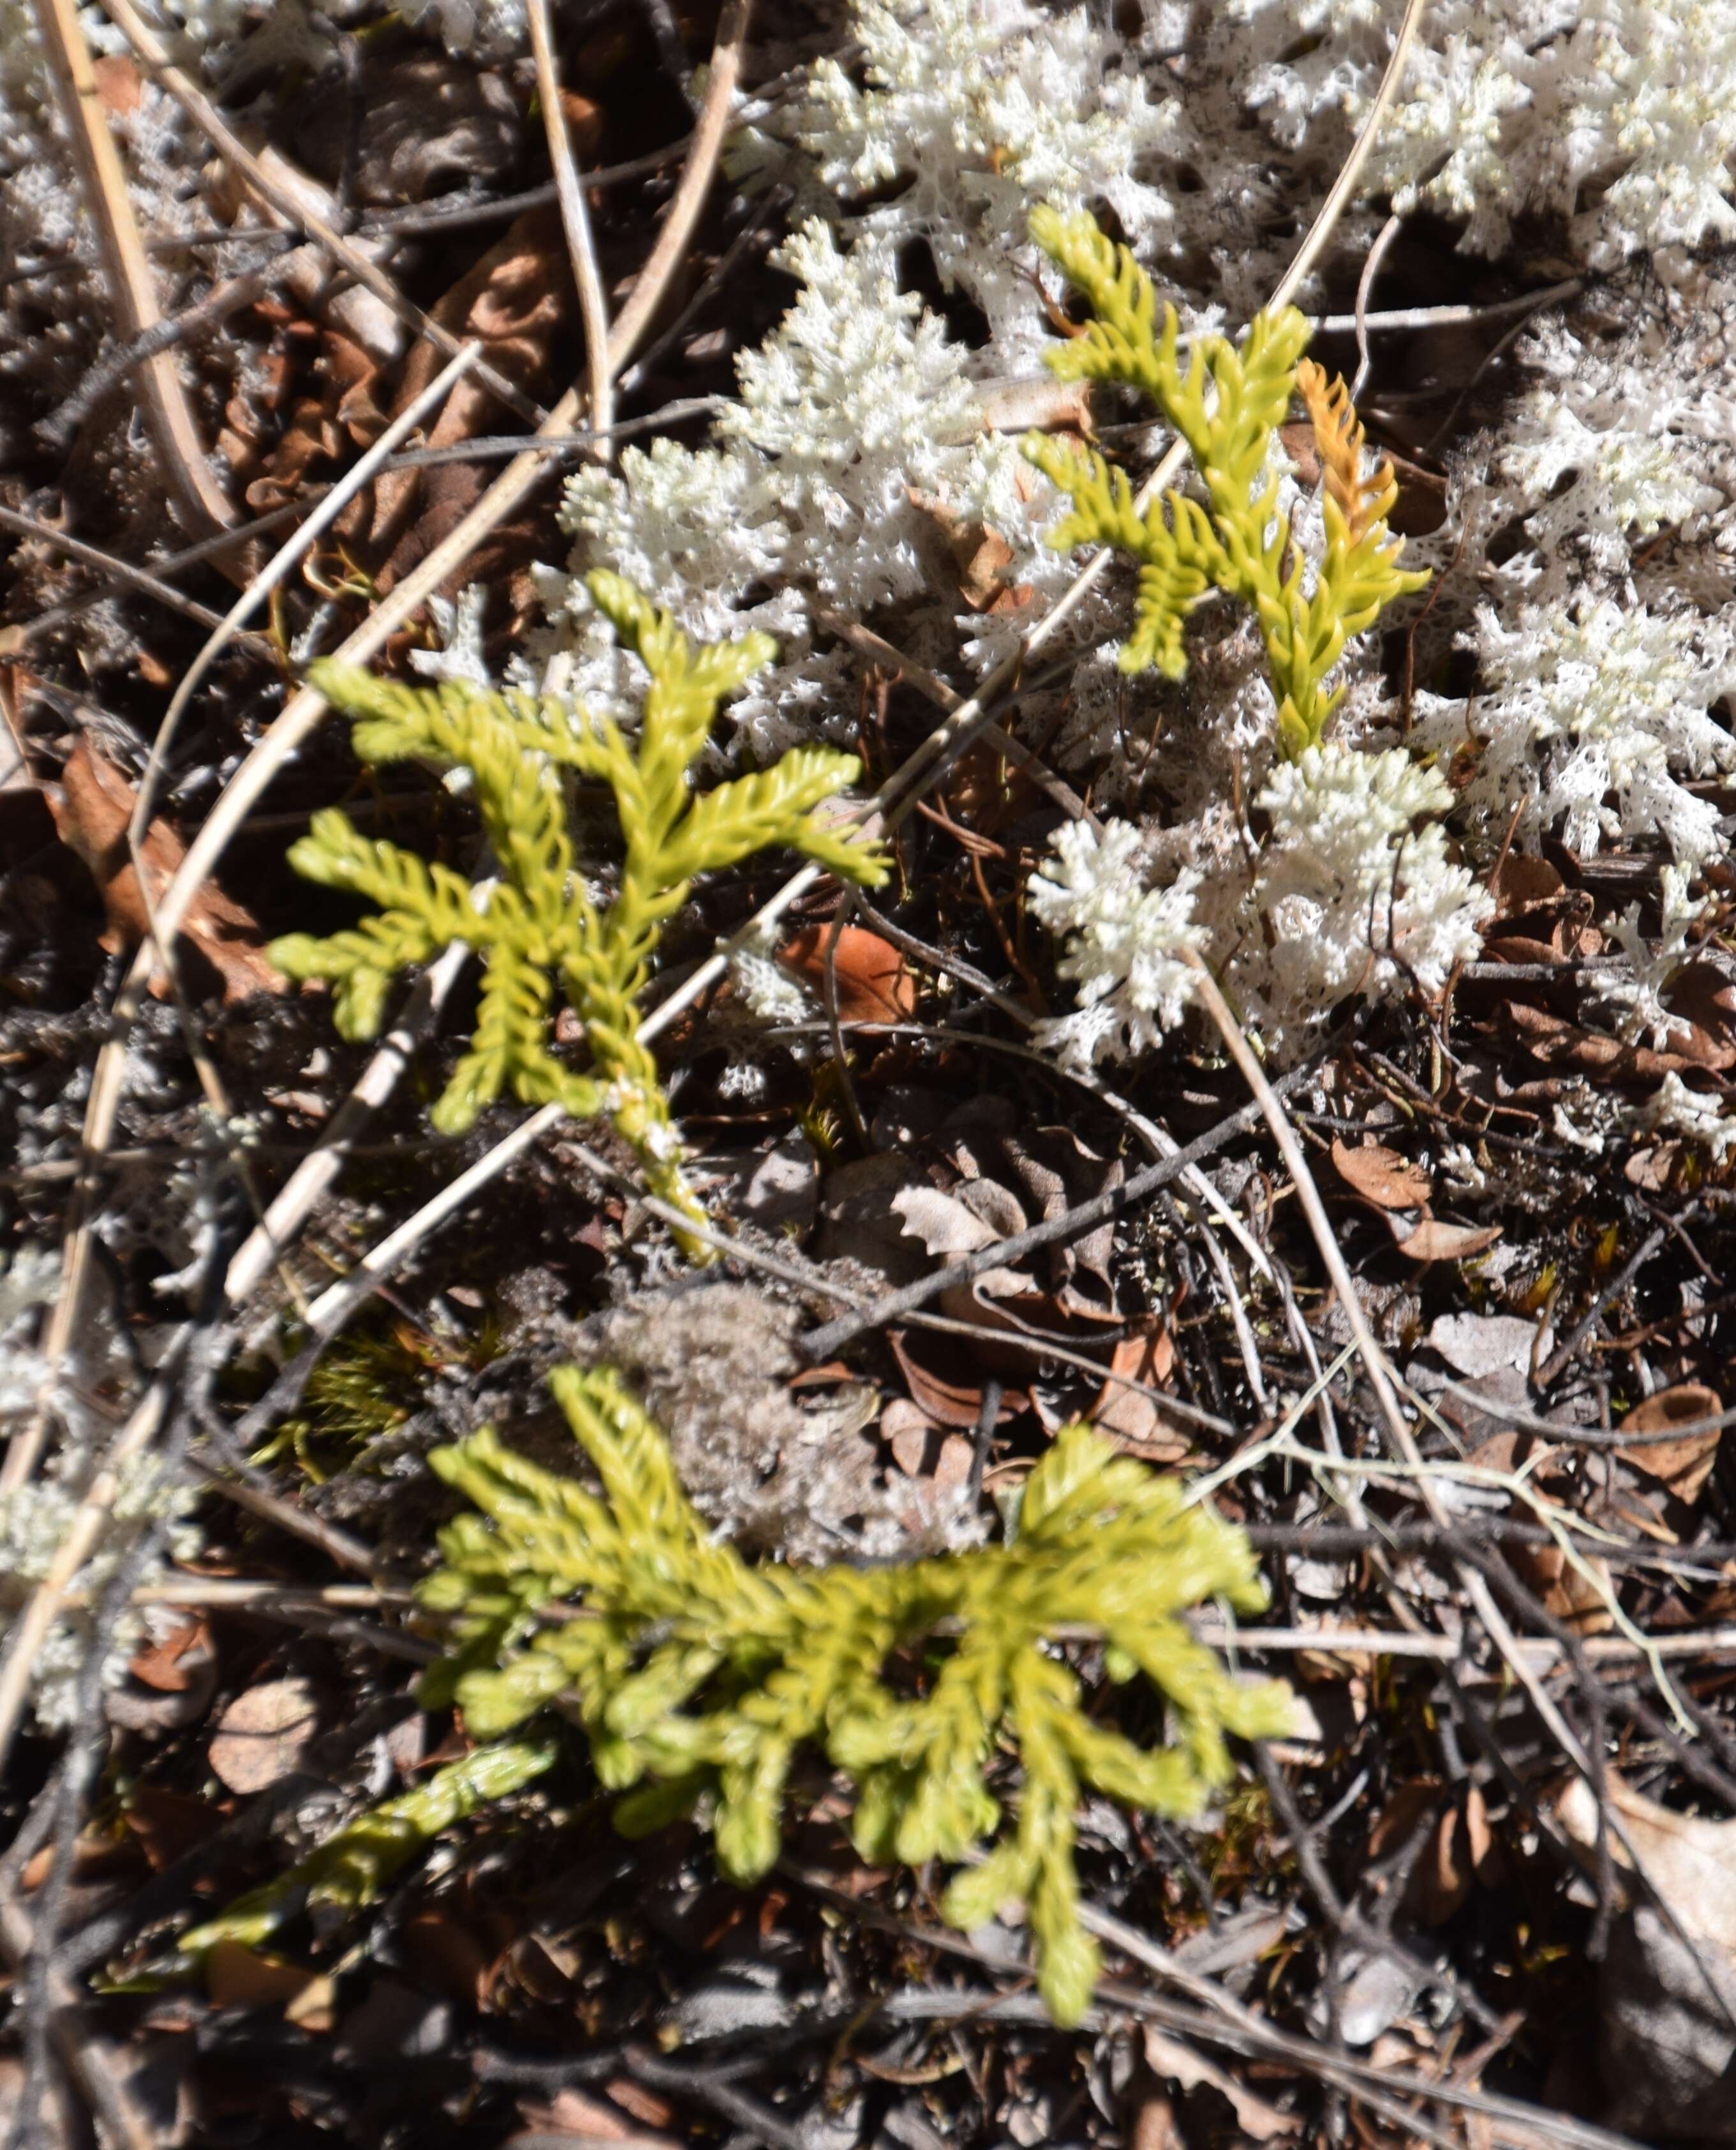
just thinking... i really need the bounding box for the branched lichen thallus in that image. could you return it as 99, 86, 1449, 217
1020, 206, 1428, 760
272, 572, 889, 1255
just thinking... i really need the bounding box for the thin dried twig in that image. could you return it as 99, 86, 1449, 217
527, 0, 614, 453
1201, 1618, 1736, 1664
0, 502, 237, 633
222, 940, 473, 1310
31, 0, 236, 540
0, 1894, 159, 2150
1350, 210, 1402, 399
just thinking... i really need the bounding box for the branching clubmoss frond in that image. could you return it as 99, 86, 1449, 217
410, 1365, 1291, 2026
1022, 207, 1428, 759
178, 1739, 555, 1961
273, 574, 888, 1252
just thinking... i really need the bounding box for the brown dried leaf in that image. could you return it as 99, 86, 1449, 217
1332, 1137, 1434, 1211
1619, 1383, 1723, 1506
891, 1184, 1004, 1258
128, 1612, 213, 1693
1088, 1326, 1192, 1460
1513, 1539, 1615, 1635
1368, 1777, 1443, 1865
107, 1612, 219, 1734
908, 484, 1036, 613
778, 924, 916, 1023
125, 1788, 226, 1872
1129, 2093, 1183, 2150
887, 1329, 1022, 1429
1141, 2027, 1297, 2139
1490, 854, 1566, 916
1483, 932, 1566, 967
209, 1677, 323, 1794
1506, 998, 1736, 1077
91, 54, 141, 112
882, 1397, 937, 1475
206, 1940, 334, 2028
374, 207, 573, 588
1393, 1216, 1502, 1264
399, 1911, 492, 2008
1557, 1767, 1736, 1954
45, 742, 285, 1004
1625, 1142, 1682, 1191
508, 2086, 679, 2147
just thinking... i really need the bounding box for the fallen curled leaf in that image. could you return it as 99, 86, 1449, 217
1625, 1141, 1683, 1191
1430, 1311, 1545, 1379
887, 1328, 1023, 1430
1332, 1137, 1434, 1211
508, 2085, 680, 2147
398, 1911, 494, 2008
1512, 1538, 1615, 1635
45, 741, 285, 1004
1367, 1777, 1443, 1867
1618, 1382, 1723, 1505
1367, 1779, 1502, 1924
124, 1787, 226, 1872
908, 481, 1037, 613
1129, 2092, 1183, 2150
208, 1677, 323, 1794
1491, 853, 1567, 916
1088, 1325, 1193, 1460
128, 1611, 214, 1693
1481, 931, 1566, 967
1393, 1216, 1502, 1264
373, 206, 574, 588
778, 924, 916, 1023
1557, 1767, 1736, 1954
891, 1183, 1002, 1257
1506, 997, 1736, 1077
91, 53, 141, 112
107, 1612, 219, 1733
882, 1395, 939, 1474
1557, 1766, 1736, 2138
937, 1267, 1069, 1356
206, 1940, 336, 2030
1141, 2026, 1297, 2139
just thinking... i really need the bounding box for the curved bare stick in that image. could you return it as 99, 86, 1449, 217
528, 0, 614, 452
33, 0, 235, 540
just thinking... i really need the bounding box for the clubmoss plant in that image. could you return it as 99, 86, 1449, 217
273, 572, 887, 1251
412, 1365, 1289, 2026
1021, 205, 1428, 760
177, 1738, 555, 1961
172, 1367, 1287, 2022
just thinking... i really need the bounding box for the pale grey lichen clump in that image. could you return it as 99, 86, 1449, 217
1235, 0, 1736, 266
